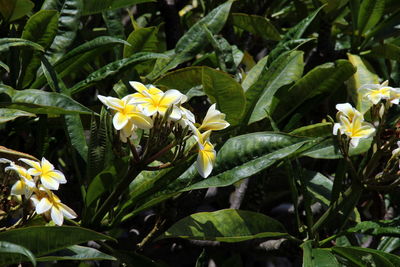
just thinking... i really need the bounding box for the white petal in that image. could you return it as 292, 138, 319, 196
350, 138, 361, 147
51, 206, 64, 226
47, 170, 67, 184
19, 158, 41, 170
41, 176, 60, 190
129, 81, 147, 93
59, 203, 77, 219
36, 197, 52, 214
113, 112, 129, 130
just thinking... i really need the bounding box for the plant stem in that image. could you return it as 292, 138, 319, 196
90, 166, 143, 226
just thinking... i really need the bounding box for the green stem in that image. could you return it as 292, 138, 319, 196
90, 166, 143, 226
311, 181, 362, 235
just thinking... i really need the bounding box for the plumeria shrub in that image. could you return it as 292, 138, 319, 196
2, 0, 400, 266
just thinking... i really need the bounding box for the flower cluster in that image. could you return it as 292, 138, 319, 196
359, 80, 400, 106
98, 81, 230, 178
1, 157, 77, 226
333, 103, 375, 147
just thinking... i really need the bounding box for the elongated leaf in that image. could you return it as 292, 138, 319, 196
366, 9, 400, 40
304, 170, 333, 206
201, 67, 245, 125
0, 85, 94, 115
146, 1, 233, 80
19, 10, 59, 88
0, 226, 115, 265
183, 132, 312, 191
0, 145, 38, 161
0, 60, 9, 72
46, 0, 83, 63
332, 246, 400, 266
0, 0, 34, 22
155, 66, 245, 125
303, 244, 340, 267
64, 114, 88, 161
32, 36, 130, 88
0, 38, 44, 53
346, 219, 400, 237
37, 245, 116, 261
231, 13, 281, 41
82, 0, 155, 16
159, 209, 288, 242
371, 43, 400, 61
245, 50, 304, 125
267, 6, 323, 65
124, 26, 159, 57
378, 237, 400, 253
70, 52, 166, 94
357, 0, 385, 35
241, 55, 268, 92
290, 122, 332, 137
347, 53, 379, 113
271, 60, 356, 123
0, 108, 35, 123
0, 241, 36, 266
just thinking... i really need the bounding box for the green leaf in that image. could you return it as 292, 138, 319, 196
46, 0, 83, 63
0, 241, 36, 266
0, 85, 94, 115
124, 26, 159, 57
371, 43, 400, 61
0, 60, 9, 72
36, 245, 116, 261
244, 50, 304, 125
231, 13, 281, 41
0, 108, 35, 123
31, 36, 130, 88
304, 170, 333, 206
290, 122, 332, 137
300, 137, 372, 159
182, 132, 311, 191
0, 0, 34, 22
303, 243, 340, 267
82, 0, 155, 16
18, 10, 59, 88
271, 60, 356, 123
155, 66, 245, 125
378, 237, 400, 253
332, 246, 400, 266
64, 114, 88, 161
0, 226, 115, 265
347, 53, 379, 113
201, 67, 245, 125
346, 219, 400, 237
159, 209, 288, 242
357, 0, 385, 35
146, 1, 233, 80
70, 52, 166, 94
0, 38, 44, 53
241, 55, 268, 92
266, 6, 323, 65
366, 9, 400, 40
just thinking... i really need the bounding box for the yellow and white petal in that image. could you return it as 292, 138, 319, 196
148, 85, 163, 95
350, 138, 361, 147
113, 112, 129, 130
59, 203, 77, 219
11, 180, 25, 195
142, 104, 158, 117
19, 158, 41, 171
160, 89, 184, 107
196, 143, 216, 178
41, 176, 60, 190
47, 170, 67, 184
129, 81, 148, 93
168, 106, 183, 121
51, 206, 64, 226
131, 114, 153, 130
41, 157, 54, 172
36, 197, 52, 214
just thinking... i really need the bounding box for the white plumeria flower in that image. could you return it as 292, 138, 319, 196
19, 157, 66, 190
359, 80, 392, 105
98, 94, 153, 131
129, 81, 185, 120
189, 124, 216, 178
334, 113, 375, 147
198, 104, 230, 131
389, 87, 400, 105
31, 187, 77, 226
335, 103, 363, 122
0, 159, 36, 198
178, 106, 196, 128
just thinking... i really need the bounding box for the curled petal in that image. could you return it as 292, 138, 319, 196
59, 203, 77, 219
41, 176, 60, 190
11, 181, 24, 195
36, 197, 52, 214
113, 112, 129, 130
19, 158, 41, 171
51, 206, 64, 226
